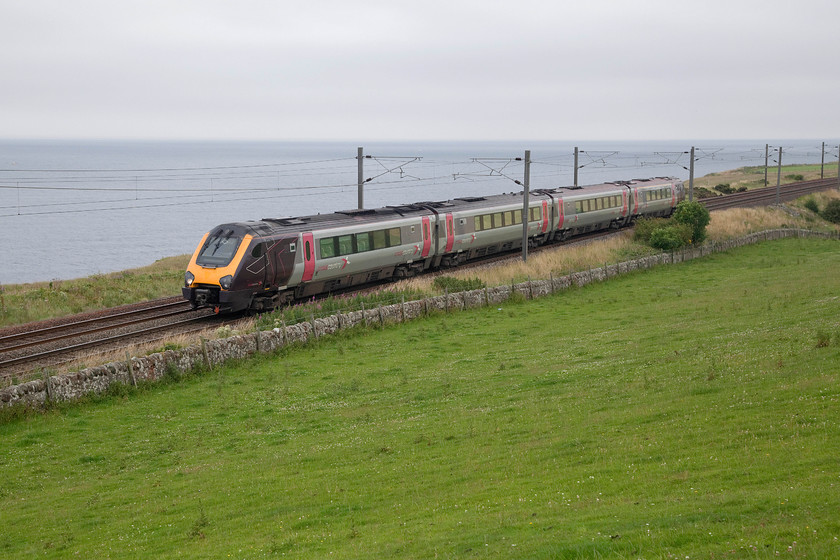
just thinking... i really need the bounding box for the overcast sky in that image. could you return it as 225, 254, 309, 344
2, 0, 838, 141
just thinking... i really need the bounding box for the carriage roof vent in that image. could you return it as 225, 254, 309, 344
336, 208, 377, 216
263, 217, 310, 226
417, 200, 455, 209
453, 196, 486, 202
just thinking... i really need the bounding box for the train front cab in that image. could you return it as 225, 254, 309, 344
183, 226, 255, 313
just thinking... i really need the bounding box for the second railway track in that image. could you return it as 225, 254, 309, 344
700, 177, 839, 211
0, 297, 228, 381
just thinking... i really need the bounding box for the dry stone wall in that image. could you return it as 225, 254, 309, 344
2, 228, 836, 409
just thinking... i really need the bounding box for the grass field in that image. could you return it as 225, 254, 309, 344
2, 237, 839, 558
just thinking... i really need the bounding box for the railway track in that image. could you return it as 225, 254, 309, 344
0, 297, 228, 381
699, 177, 839, 211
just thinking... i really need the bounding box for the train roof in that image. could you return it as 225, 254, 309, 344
219, 176, 681, 237
548, 176, 680, 196
229, 202, 436, 237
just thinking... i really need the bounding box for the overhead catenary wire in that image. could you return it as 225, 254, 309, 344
2, 143, 835, 218
0, 156, 356, 173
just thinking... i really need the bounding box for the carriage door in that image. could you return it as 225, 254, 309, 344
302, 232, 315, 282
444, 213, 455, 252
541, 200, 549, 233
557, 198, 564, 229
421, 217, 432, 258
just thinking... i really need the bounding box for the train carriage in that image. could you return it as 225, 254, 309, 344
432, 193, 553, 266
628, 177, 684, 218
302, 204, 437, 296
550, 182, 632, 238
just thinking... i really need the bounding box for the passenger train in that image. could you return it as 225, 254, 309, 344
183, 177, 685, 313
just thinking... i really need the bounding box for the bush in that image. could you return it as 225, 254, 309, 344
694, 187, 719, 199
714, 183, 735, 194
432, 276, 485, 293
821, 199, 840, 224
648, 223, 693, 251
803, 198, 820, 213
785, 174, 805, 182
633, 217, 670, 243
672, 200, 711, 243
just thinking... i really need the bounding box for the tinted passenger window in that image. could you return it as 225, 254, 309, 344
388, 228, 401, 246
356, 232, 371, 252
372, 230, 387, 249
320, 238, 336, 258
338, 235, 354, 256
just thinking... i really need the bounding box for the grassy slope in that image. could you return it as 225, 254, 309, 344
0, 255, 190, 327
2, 238, 839, 558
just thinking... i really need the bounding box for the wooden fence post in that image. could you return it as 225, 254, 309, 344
200, 338, 211, 369
42, 369, 52, 402
125, 351, 137, 386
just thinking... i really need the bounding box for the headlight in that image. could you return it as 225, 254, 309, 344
219, 275, 233, 290
185, 271, 195, 287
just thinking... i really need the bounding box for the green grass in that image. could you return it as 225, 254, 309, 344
0, 255, 190, 327
2, 238, 840, 558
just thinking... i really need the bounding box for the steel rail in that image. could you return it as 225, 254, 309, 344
0, 298, 189, 346
0, 306, 195, 354
0, 314, 215, 370
701, 178, 838, 211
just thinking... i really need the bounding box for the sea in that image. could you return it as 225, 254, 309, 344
1, 139, 835, 285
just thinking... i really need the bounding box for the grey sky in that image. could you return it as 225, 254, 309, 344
2, 0, 838, 141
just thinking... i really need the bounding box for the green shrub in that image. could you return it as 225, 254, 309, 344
648, 223, 693, 251
633, 217, 670, 243
714, 183, 735, 194
694, 187, 718, 199
803, 198, 820, 213
432, 276, 485, 293
785, 174, 805, 182
821, 199, 840, 224
672, 200, 711, 243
